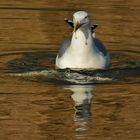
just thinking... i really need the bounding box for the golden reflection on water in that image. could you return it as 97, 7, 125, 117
0, 0, 140, 140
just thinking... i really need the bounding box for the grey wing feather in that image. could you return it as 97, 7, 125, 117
64, 18, 74, 28
57, 39, 71, 58
91, 24, 98, 33
94, 38, 107, 56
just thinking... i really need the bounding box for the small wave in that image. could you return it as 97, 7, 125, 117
7, 50, 140, 85
9, 70, 53, 77
9, 69, 114, 85
8, 66, 140, 85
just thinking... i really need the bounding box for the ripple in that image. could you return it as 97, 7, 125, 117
6, 50, 140, 85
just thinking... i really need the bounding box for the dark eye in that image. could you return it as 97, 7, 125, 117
85, 16, 88, 19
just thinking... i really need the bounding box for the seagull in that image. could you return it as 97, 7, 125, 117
64, 18, 98, 38
56, 11, 110, 69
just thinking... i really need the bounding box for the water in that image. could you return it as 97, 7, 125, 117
0, 0, 140, 140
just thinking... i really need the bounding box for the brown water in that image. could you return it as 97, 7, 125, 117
0, 0, 140, 140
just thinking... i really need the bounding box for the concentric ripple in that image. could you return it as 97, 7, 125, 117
5, 50, 140, 85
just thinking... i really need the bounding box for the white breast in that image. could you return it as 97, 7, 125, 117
56, 28, 109, 69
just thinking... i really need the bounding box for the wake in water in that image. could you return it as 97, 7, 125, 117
6, 51, 140, 85
9, 69, 113, 85
9, 67, 140, 85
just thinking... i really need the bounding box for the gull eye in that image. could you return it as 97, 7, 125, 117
85, 16, 88, 19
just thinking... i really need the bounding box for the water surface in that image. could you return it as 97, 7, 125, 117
0, 0, 140, 140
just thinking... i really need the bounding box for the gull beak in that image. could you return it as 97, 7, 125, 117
74, 21, 83, 32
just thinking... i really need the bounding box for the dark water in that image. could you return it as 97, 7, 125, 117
0, 0, 140, 140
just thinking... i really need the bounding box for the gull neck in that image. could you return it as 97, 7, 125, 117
70, 25, 97, 53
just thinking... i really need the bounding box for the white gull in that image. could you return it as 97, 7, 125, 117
56, 11, 110, 69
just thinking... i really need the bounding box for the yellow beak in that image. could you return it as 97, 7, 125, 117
74, 22, 83, 32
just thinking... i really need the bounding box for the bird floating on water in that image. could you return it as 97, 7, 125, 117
56, 11, 110, 69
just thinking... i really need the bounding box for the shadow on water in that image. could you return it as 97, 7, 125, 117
6, 50, 140, 85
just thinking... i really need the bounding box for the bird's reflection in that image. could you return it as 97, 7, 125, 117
66, 85, 95, 132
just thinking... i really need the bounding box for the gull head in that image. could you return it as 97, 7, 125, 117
73, 11, 90, 32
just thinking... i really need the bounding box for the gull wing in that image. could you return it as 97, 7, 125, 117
64, 18, 74, 28
94, 38, 107, 56
91, 24, 98, 32
57, 39, 71, 58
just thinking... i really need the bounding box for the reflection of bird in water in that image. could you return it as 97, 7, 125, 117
56, 11, 110, 69
66, 85, 94, 132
